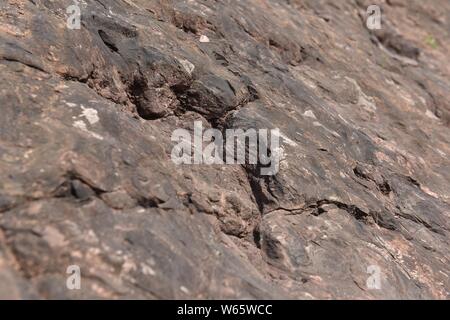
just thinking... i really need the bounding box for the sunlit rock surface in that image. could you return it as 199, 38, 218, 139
0, 0, 449, 299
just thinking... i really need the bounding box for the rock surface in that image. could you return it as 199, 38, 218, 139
0, 0, 449, 299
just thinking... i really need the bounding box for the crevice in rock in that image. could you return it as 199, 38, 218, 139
244, 167, 277, 214
353, 165, 392, 196
1, 56, 48, 74
98, 29, 119, 53
394, 206, 446, 236
266, 197, 399, 232
416, 81, 442, 119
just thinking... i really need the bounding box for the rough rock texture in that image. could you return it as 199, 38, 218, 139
0, 0, 449, 299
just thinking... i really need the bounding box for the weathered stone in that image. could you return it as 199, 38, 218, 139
0, 0, 449, 299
